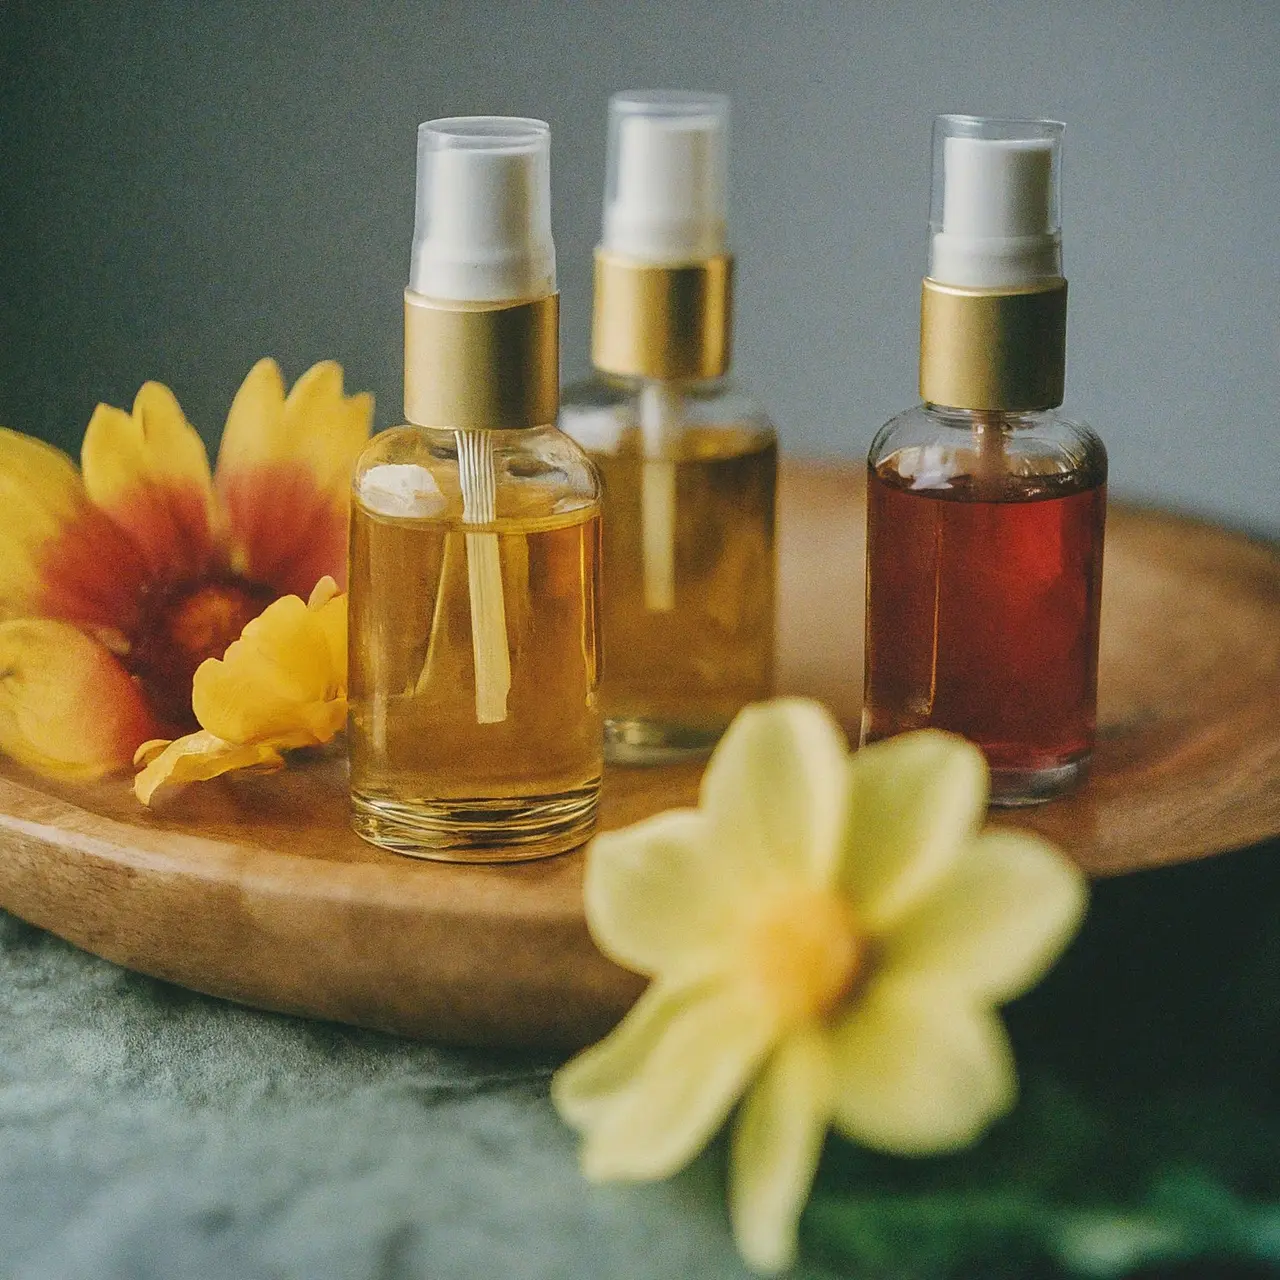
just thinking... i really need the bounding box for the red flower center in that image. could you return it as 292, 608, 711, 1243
124, 578, 276, 731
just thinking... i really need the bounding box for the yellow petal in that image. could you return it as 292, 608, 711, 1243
840, 731, 988, 931
0, 429, 154, 637
308, 586, 348, 699
829, 976, 1016, 1155
0, 429, 88, 618
553, 979, 700, 1133
216, 360, 373, 495
215, 360, 373, 596
583, 809, 742, 979
699, 698, 850, 889
307, 575, 340, 610
81, 382, 215, 576
133, 730, 285, 805
881, 829, 1087, 1003
0, 619, 162, 780
133, 738, 173, 767
729, 1028, 833, 1274
552, 976, 776, 1181
215, 358, 289, 479
191, 594, 345, 745
280, 362, 376, 494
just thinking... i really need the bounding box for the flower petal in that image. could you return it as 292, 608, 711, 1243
583, 809, 744, 979
553, 979, 702, 1133
0, 619, 163, 779
840, 731, 988, 931
133, 730, 285, 805
215, 360, 373, 595
881, 829, 1087, 1003
0, 429, 148, 636
699, 698, 850, 888
0, 430, 84, 618
307, 575, 341, 610
829, 976, 1016, 1156
552, 976, 777, 1182
729, 1028, 833, 1274
192, 593, 345, 745
307, 579, 348, 699
81, 382, 215, 579
278, 361, 377, 493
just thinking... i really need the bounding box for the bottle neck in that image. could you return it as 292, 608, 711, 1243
591, 248, 734, 381
593, 370, 731, 395
918, 277, 1067, 412
921, 404, 1046, 428
403, 290, 559, 430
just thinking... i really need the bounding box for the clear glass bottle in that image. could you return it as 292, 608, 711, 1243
863, 116, 1107, 805
348, 118, 603, 859
560, 91, 777, 764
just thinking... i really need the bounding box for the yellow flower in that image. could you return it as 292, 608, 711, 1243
133, 576, 347, 804
552, 698, 1087, 1274
0, 361, 370, 780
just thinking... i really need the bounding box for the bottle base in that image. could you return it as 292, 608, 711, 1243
604, 716, 724, 767
862, 717, 1091, 808
350, 781, 601, 862
988, 755, 1090, 807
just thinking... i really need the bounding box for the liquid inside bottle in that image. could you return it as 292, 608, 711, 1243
348, 426, 603, 859
562, 380, 776, 762
863, 409, 1106, 804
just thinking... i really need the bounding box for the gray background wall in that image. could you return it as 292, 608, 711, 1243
2, 0, 1277, 533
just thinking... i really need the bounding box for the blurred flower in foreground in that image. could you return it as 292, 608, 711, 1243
134, 576, 347, 804
552, 699, 1087, 1273
0, 361, 370, 780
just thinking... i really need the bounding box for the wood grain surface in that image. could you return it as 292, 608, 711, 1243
0, 460, 1276, 1048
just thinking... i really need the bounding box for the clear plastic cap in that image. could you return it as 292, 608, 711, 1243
602, 91, 729, 262
928, 115, 1064, 288
409, 116, 556, 302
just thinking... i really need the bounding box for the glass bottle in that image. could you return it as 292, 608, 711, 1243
863, 116, 1107, 805
561, 91, 777, 764
348, 118, 602, 859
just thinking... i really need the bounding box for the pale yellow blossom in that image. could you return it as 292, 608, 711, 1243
552, 698, 1087, 1273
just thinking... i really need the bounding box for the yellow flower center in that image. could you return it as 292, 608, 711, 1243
126, 578, 275, 730
743, 888, 864, 1028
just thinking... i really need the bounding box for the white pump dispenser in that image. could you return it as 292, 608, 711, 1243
410, 116, 555, 302
928, 116, 1063, 288
602, 92, 728, 263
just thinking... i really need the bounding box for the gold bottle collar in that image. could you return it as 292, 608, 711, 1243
919, 278, 1067, 412
403, 290, 559, 430
591, 249, 733, 381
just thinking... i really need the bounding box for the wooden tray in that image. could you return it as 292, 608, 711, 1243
1, 461, 1277, 1049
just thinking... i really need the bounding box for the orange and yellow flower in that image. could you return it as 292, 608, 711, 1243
0, 360, 372, 780
133, 575, 348, 805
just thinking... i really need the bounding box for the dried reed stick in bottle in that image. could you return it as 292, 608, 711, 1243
639, 380, 680, 612
455, 428, 510, 722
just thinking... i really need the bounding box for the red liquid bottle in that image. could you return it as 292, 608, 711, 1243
863, 116, 1107, 804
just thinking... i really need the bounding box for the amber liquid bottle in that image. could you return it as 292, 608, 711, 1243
349, 429, 601, 856
863, 116, 1107, 804
348, 117, 602, 859
560, 91, 777, 763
